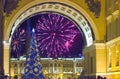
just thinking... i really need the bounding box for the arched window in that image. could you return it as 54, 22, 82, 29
107, 22, 112, 41
115, 18, 120, 36
107, 0, 111, 15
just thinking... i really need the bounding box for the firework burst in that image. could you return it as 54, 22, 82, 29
36, 13, 80, 58
10, 27, 26, 58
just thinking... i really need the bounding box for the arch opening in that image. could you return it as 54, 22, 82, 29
10, 12, 85, 58
9, 2, 94, 47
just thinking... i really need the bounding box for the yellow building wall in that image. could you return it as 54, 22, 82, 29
105, 0, 120, 78
106, 37, 120, 79
95, 43, 107, 77
4, 43, 10, 76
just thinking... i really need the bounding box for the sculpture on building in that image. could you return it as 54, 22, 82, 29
85, 0, 101, 18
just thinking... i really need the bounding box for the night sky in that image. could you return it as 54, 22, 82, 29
10, 13, 84, 58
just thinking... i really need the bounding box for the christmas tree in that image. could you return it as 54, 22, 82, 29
22, 29, 44, 79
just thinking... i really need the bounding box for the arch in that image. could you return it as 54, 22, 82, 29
5, 0, 100, 47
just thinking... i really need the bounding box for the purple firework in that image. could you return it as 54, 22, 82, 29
36, 13, 80, 58
11, 27, 26, 58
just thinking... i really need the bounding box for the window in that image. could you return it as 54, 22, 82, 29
108, 49, 112, 68
107, 23, 112, 41
116, 46, 119, 67
116, 19, 120, 36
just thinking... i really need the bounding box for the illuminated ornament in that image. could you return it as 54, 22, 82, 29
10, 27, 26, 58
32, 28, 35, 33
36, 13, 80, 58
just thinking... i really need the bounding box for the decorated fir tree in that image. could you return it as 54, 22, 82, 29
22, 29, 44, 79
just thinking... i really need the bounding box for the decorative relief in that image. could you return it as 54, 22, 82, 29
85, 0, 101, 18
4, 0, 20, 16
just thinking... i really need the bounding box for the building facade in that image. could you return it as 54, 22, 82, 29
10, 58, 83, 79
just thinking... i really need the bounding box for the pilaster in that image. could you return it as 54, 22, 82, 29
95, 43, 107, 77
4, 43, 10, 76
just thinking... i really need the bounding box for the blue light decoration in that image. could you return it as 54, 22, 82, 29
22, 29, 44, 79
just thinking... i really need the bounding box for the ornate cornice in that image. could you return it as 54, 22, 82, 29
95, 43, 106, 49
106, 36, 120, 47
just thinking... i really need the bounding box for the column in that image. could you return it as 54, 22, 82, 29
95, 43, 107, 78
83, 44, 96, 79
4, 43, 10, 76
